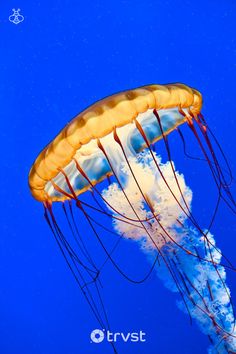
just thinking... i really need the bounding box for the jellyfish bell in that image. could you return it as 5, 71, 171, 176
29, 84, 236, 354
28, 84, 202, 202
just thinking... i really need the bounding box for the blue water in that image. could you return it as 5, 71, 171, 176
1, 1, 236, 353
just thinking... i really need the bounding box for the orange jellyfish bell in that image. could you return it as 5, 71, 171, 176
28, 83, 202, 203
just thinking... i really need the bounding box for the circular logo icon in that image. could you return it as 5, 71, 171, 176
90, 329, 105, 343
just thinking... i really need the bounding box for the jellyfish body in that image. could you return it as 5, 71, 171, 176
29, 84, 202, 202
29, 84, 236, 353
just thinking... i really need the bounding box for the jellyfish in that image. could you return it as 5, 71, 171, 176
29, 84, 236, 353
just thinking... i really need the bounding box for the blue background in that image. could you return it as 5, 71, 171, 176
1, 1, 236, 353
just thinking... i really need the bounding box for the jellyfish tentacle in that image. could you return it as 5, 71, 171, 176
154, 108, 221, 237
183, 113, 236, 214
176, 127, 235, 271
163, 231, 234, 342
195, 117, 236, 208
79, 199, 143, 229
59, 173, 158, 286
132, 112, 236, 277
45, 204, 121, 354
44, 204, 109, 332
51, 179, 75, 200
177, 126, 206, 161
155, 108, 219, 233
73, 157, 154, 223
181, 119, 236, 333
162, 249, 194, 325
91, 190, 108, 214
198, 114, 234, 186
195, 112, 233, 188
67, 201, 99, 269
62, 202, 99, 273
176, 126, 223, 237
96, 136, 166, 272
109, 128, 236, 335
83, 206, 161, 283
154, 109, 235, 326
166, 230, 236, 345
176, 126, 233, 180
159, 111, 236, 338
77, 200, 161, 284
97, 137, 158, 222
74, 144, 219, 318
62, 204, 105, 292
194, 116, 230, 191
129, 116, 236, 273
112, 122, 236, 271
172, 248, 229, 336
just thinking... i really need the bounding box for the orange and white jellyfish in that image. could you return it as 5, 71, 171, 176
29, 84, 236, 353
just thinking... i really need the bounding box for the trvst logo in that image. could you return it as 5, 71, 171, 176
90, 329, 105, 343
90, 329, 146, 344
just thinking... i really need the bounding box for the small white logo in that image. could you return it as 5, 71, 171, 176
9, 8, 24, 25
90, 329, 146, 344
90, 329, 105, 343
